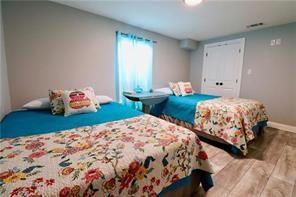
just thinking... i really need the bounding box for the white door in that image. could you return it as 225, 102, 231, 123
201, 38, 245, 97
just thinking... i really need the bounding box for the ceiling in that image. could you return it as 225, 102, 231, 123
53, 0, 296, 41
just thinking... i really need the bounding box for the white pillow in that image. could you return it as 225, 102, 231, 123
23, 98, 51, 110
62, 90, 97, 117
154, 87, 173, 95
96, 95, 113, 104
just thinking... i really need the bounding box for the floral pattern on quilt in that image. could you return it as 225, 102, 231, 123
194, 97, 268, 155
0, 115, 213, 197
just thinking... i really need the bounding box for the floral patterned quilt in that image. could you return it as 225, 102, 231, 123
194, 97, 268, 155
0, 114, 213, 197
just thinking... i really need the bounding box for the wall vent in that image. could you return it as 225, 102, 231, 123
246, 22, 264, 28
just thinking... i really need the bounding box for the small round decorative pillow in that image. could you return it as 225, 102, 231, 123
61, 90, 97, 117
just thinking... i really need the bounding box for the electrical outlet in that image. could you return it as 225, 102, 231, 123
276, 38, 281, 45
270, 40, 276, 46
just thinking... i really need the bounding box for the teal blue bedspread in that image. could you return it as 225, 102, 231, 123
1, 102, 143, 138
151, 94, 220, 125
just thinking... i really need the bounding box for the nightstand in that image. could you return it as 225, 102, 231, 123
123, 91, 169, 113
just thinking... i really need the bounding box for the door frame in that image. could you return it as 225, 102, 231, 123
201, 38, 245, 97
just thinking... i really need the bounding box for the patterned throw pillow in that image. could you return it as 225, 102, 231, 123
178, 82, 194, 96
61, 90, 97, 117
49, 87, 100, 115
49, 89, 64, 115
169, 82, 182, 96
83, 87, 100, 108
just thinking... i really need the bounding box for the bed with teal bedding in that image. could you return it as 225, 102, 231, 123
0, 102, 213, 196
151, 94, 220, 125
151, 94, 268, 155
1, 102, 142, 138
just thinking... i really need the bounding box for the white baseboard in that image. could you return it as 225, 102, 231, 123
267, 121, 296, 134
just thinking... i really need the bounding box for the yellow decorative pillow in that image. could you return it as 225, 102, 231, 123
169, 82, 182, 96
61, 90, 97, 117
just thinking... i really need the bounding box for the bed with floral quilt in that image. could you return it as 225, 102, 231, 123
0, 104, 213, 196
151, 94, 268, 155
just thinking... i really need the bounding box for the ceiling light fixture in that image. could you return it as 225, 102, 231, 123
183, 0, 203, 6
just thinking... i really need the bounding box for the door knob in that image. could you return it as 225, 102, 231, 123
220, 82, 223, 86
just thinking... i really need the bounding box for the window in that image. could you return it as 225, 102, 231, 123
115, 32, 153, 109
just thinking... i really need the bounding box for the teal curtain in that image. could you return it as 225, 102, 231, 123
115, 32, 153, 110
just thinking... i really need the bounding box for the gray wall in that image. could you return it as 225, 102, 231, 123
2, 1, 295, 126
0, 2, 11, 120
190, 23, 296, 126
2, 1, 190, 109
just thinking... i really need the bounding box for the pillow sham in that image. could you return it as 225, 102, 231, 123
83, 87, 100, 108
49, 87, 100, 115
169, 82, 181, 96
178, 82, 194, 96
96, 95, 113, 104
62, 90, 97, 117
23, 98, 51, 110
